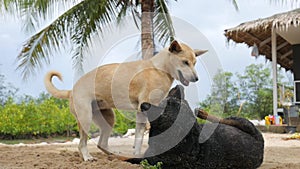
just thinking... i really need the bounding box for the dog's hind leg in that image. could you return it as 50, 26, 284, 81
78, 123, 94, 161
73, 99, 94, 161
134, 112, 147, 155
92, 106, 115, 151
195, 109, 263, 141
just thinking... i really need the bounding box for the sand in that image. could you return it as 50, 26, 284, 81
0, 133, 299, 169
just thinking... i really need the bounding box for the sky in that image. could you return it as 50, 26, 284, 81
0, 0, 299, 107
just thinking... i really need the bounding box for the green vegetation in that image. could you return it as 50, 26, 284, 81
0, 95, 137, 139
0, 63, 294, 139
0, 0, 177, 79
0, 71, 136, 139
0, 1, 240, 79
113, 109, 135, 135
199, 63, 293, 119
0, 95, 77, 139
140, 159, 163, 169
0, 136, 75, 144
0, 74, 18, 105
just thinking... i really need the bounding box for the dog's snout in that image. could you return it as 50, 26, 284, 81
191, 75, 198, 82
195, 76, 199, 82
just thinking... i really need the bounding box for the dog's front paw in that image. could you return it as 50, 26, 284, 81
145, 121, 151, 130
83, 154, 96, 162
195, 108, 208, 120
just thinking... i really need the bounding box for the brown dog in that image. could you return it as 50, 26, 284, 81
44, 40, 207, 161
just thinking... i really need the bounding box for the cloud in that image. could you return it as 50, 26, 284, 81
1, 0, 299, 97
0, 33, 10, 39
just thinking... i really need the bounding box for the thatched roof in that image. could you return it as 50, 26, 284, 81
225, 8, 300, 71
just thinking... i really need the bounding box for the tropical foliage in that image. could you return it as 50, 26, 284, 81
0, 0, 176, 79
114, 109, 135, 135
0, 73, 136, 138
0, 95, 76, 138
0, 74, 18, 105
0, 0, 240, 79
199, 63, 293, 119
0, 93, 137, 139
140, 159, 163, 169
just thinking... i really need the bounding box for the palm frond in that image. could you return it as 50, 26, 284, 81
131, 6, 141, 29
116, 0, 140, 28
70, 0, 122, 72
8, 0, 177, 79
0, 0, 14, 10
1, 0, 78, 31
28, 1, 80, 33
153, 0, 175, 46
0, 0, 20, 16
16, 0, 125, 79
16, 12, 71, 80
116, 0, 130, 23
230, 0, 239, 11
19, 0, 64, 32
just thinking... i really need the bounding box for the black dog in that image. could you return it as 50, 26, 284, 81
126, 85, 264, 169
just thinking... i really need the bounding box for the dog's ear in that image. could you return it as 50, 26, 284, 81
194, 49, 208, 57
141, 102, 152, 112
168, 85, 185, 100
169, 40, 182, 53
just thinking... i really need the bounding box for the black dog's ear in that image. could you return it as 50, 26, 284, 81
167, 85, 185, 100
141, 102, 152, 112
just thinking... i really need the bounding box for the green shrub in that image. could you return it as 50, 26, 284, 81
0, 96, 137, 138
0, 97, 77, 138
113, 109, 136, 135
140, 159, 163, 169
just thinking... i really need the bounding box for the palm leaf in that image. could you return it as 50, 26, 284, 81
153, 0, 175, 46
16, 12, 71, 79
230, 0, 238, 11
70, 0, 122, 73
19, 0, 78, 33
15, 0, 125, 79
0, 0, 77, 31
116, 0, 141, 28
0, 0, 21, 16
5, 0, 177, 79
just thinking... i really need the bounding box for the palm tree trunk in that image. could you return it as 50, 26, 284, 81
141, 0, 155, 60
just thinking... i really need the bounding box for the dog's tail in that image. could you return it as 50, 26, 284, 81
97, 145, 142, 162
44, 71, 71, 99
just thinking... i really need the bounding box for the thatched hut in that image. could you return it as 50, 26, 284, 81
224, 8, 300, 116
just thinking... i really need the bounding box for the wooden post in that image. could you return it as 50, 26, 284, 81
272, 27, 278, 116
292, 44, 300, 105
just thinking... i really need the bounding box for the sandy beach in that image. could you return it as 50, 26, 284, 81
0, 133, 299, 169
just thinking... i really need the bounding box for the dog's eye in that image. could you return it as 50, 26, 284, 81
183, 60, 189, 66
